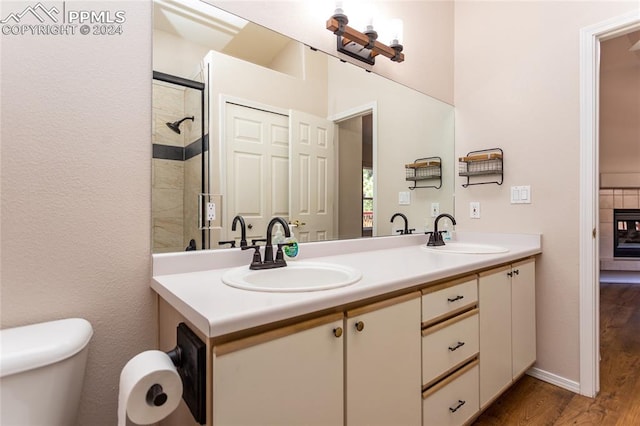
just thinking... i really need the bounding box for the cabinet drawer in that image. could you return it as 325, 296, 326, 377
422, 277, 477, 326
423, 363, 479, 426
422, 311, 479, 386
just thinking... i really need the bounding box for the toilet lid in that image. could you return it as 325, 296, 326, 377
0, 318, 93, 377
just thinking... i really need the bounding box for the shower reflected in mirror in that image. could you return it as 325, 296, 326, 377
152, 71, 209, 253
166, 116, 195, 135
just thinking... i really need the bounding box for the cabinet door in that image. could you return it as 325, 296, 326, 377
212, 314, 344, 426
479, 266, 512, 409
512, 259, 536, 378
346, 293, 422, 426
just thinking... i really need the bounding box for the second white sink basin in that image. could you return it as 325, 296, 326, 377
222, 261, 362, 292
422, 242, 509, 254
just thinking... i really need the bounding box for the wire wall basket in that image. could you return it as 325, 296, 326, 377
405, 157, 442, 190
458, 148, 503, 187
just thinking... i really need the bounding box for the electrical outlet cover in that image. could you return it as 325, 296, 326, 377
470, 202, 480, 218
207, 202, 216, 221
431, 202, 440, 217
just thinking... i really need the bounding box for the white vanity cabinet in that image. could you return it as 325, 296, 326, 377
211, 313, 344, 426
479, 258, 536, 409
210, 293, 422, 426
155, 250, 539, 426
345, 293, 422, 426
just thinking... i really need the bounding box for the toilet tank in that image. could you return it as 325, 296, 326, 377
0, 318, 93, 426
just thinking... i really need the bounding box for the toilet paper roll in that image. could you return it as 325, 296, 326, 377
118, 350, 182, 426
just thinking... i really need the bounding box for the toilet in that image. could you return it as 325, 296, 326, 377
0, 318, 93, 426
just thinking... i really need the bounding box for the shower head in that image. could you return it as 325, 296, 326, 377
166, 116, 194, 135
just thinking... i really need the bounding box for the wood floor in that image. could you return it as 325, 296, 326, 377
473, 283, 640, 425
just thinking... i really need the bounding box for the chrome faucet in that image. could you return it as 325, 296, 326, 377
426, 213, 456, 246
241, 217, 291, 270
390, 212, 414, 235
231, 215, 248, 248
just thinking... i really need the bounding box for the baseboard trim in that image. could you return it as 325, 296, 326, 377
526, 367, 581, 394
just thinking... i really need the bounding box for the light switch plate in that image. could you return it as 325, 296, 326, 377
399, 191, 411, 205
511, 185, 531, 204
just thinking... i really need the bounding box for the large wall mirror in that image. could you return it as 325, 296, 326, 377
152, 0, 455, 253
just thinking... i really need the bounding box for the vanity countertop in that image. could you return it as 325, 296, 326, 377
152, 232, 541, 338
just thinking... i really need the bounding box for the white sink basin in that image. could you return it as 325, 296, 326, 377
222, 261, 362, 292
422, 242, 509, 254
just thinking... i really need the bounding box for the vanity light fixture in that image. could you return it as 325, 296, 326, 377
326, 7, 404, 65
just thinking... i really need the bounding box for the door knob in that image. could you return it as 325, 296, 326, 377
289, 220, 306, 228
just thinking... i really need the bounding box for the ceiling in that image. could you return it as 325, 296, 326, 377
153, 0, 293, 67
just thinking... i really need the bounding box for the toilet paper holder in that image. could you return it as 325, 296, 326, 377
147, 323, 206, 424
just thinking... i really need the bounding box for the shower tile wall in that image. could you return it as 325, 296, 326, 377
152, 82, 185, 253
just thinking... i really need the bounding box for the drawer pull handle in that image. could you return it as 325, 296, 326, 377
333, 327, 343, 338
448, 341, 465, 352
449, 400, 466, 413
355, 321, 365, 332
447, 295, 464, 303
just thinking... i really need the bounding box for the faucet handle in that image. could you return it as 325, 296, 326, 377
241, 245, 263, 268
274, 243, 291, 265
408, 228, 415, 234
218, 240, 236, 248
251, 238, 267, 245
395, 229, 405, 235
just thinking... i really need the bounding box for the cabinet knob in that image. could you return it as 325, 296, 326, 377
513, 269, 520, 275
333, 327, 343, 338
355, 321, 365, 332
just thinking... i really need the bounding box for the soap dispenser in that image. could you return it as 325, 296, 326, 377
273, 224, 285, 245
283, 227, 299, 259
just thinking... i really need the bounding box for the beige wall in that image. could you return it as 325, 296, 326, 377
0, 2, 153, 425
210, 0, 455, 104
454, 1, 639, 384
600, 30, 640, 175
338, 117, 365, 239
327, 57, 456, 236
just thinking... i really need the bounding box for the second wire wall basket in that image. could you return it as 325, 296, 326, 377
458, 148, 503, 187
405, 157, 442, 190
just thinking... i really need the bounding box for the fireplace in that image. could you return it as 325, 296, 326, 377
614, 209, 640, 258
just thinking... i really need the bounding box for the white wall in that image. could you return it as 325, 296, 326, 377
454, 0, 639, 385
0, 2, 153, 425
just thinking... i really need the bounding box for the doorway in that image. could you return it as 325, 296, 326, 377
336, 113, 374, 239
579, 10, 640, 398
